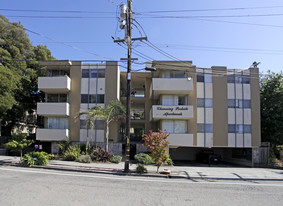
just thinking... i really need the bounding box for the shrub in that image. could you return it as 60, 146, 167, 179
58, 140, 71, 155
21, 152, 49, 167
48, 154, 56, 160
163, 154, 173, 166
111, 155, 122, 164
134, 153, 154, 165
76, 155, 92, 163
91, 147, 113, 162
136, 164, 147, 174
63, 145, 81, 161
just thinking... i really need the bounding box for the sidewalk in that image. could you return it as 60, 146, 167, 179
0, 155, 282, 181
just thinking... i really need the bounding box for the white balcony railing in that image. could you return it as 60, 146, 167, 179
167, 133, 194, 147
38, 76, 71, 93
152, 78, 193, 93
36, 128, 69, 141
37, 103, 69, 116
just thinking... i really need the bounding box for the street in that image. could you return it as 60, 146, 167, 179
0, 166, 283, 206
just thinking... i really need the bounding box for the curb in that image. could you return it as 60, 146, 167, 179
1, 161, 283, 181
0, 161, 178, 179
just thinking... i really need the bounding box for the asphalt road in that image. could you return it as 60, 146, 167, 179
0, 166, 283, 206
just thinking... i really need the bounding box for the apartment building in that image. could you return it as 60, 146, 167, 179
36, 60, 260, 165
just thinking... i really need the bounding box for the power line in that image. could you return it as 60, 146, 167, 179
6, 15, 115, 19
24, 28, 113, 60
192, 18, 283, 29
138, 13, 283, 19
6, 12, 283, 19
2, 5, 283, 14
136, 5, 283, 13
0, 8, 115, 14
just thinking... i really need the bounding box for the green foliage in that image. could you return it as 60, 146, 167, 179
76, 155, 92, 163
260, 71, 283, 145
21, 151, 49, 167
143, 130, 171, 172
79, 100, 125, 152
111, 155, 122, 164
136, 164, 147, 174
0, 15, 55, 136
58, 140, 71, 155
163, 154, 173, 166
90, 147, 113, 162
134, 153, 154, 165
63, 145, 81, 161
4, 133, 33, 159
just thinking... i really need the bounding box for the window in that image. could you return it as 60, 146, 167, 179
46, 117, 68, 129
162, 120, 188, 134
197, 98, 213, 108
228, 124, 251, 133
178, 96, 186, 105
197, 124, 213, 133
197, 74, 204, 82
80, 119, 104, 130
161, 71, 186, 78
197, 73, 212, 83
228, 100, 251, 108
162, 95, 187, 106
46, 94, 68, 103
48, 70, 70, 77
227, 74, 250, 84
90, 69, 98, 78
82, 69, 89, 78
244, 125, 251, 133
81, 94, 104, 104
98, 70, 105, 78
82, 69, 105, 78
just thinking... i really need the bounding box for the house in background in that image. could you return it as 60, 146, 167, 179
36, 60, 261, 166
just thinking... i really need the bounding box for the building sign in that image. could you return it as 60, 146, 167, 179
155, 106, 192, 117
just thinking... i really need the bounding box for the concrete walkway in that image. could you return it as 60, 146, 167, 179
0, 155, 282, 181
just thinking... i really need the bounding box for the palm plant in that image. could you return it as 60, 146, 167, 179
79, 100, 125, 152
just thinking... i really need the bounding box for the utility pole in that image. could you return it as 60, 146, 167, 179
114, 0, 147, 173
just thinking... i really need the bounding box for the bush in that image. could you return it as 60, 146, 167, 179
76, 155, 92, 163
134, 153, 154, 165
111, 155, 122, 164
136, 164, 147, 174
63, 145, 81, 161
58, 140, 71, 155
91, 147, 113, 162
21, 152, 49, 167
163, 154, 173, 166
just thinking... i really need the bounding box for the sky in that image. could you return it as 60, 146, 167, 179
2, 0, 283, 74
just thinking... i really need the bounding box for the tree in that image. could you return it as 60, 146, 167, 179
260, 71, 283, 145
0, 15, 55, 136
4, 133, 34, 160
143, 130, 171, 172
80, 100, 125, 152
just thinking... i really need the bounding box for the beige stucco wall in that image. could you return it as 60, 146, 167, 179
212, 66, 228, 147
69, 61, 82, 142
250, 67, 261, 147
105, 61, 120, 142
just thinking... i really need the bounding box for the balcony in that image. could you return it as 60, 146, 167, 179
131, 110, 145, 120
168, 133, 194, 147
36, 128, 69, 141
152, 78, 193, 95
37, 103, 69, 116
38, 76, 71, 93
152, 105, 193, 120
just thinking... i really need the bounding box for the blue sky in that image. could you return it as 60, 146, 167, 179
2, 0, 283, 74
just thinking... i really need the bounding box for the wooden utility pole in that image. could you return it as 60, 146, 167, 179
114, 0, 147, 173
